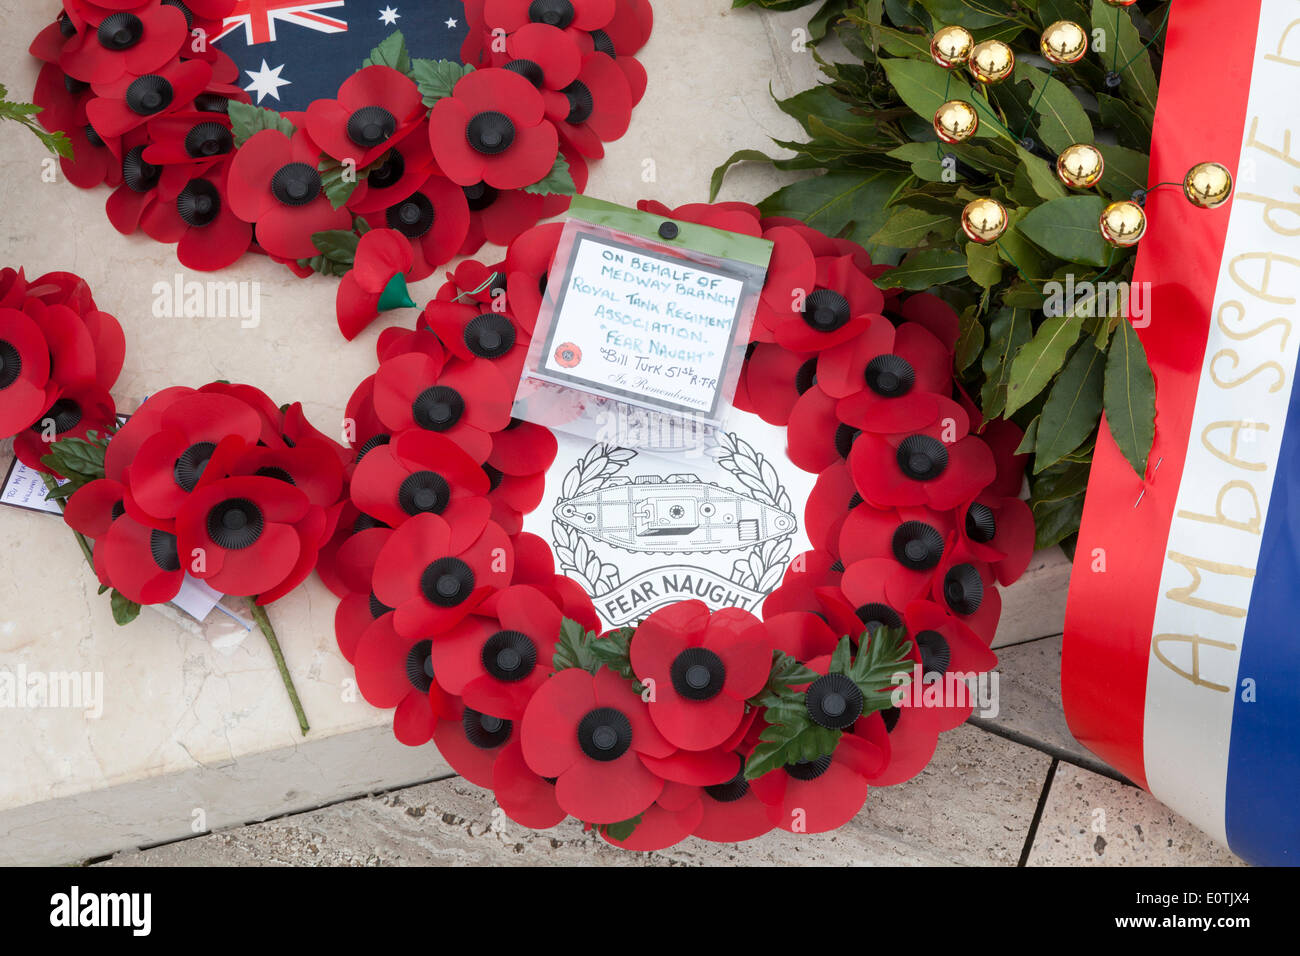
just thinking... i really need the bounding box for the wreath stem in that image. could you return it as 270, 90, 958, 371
245, 597, 310, 736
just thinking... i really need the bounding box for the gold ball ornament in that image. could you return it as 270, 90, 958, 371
1056, 143, 1105, 189
1184, 162, 1234, 209
1100, 200, 1147, 247
934, 100, 979, 144
961, 198, 1009, 244
1041, 20, 1088, 65
968, 40, 1015, 84
931, 25, 975, 68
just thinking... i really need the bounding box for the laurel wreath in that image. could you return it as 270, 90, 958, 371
551, 434, 796, 597
711, 432, 794, 593
552, 443, 635, 593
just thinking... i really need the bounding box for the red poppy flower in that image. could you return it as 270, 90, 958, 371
486, 418, 557, 476
483, 0, 616, 33
742, 342, 815, 427
492, 737, 567, 830
758, 254, 885, 353
226, 127, 351, 260
435, 256, 508, 307
980, 417, 1031, 498
371, 510, 514, 637
14, 381, 117, 475
305, 65, 426, 169
763, 610, 841, 661
520, 666, 673, 824
868, 600, 996, 786
691, 754, 776, 844
30, 14, 78, 65
82, 504, 187, 606
750, 711, 889, 834
487, 23, 583, 90
0, 307, 55, 439
332, 534, 391, 663
637, 199, 763, 236
894, 291, 961, 351
761, 550, 859, 640
502, 220, 562, 331
372, 173, 471, 282
483, 463, 546, 534
428, 68, 559, 190
342, 119, 435, 216
335, 228, 417, 340
139, 156, 253, 270
785, 383, 849, 475
838, 502, 956, 586
543, 53, 633, 158
930, 553, 1002, 646
32, 62, 91, 137
105, 135, 170, 234
849, 430, 995, 511
60, 2, 189, 85
820, 318, 955, 433
430, 585, 562, 720
173, 474, 318, 597
603, 0, 654, 55
372, 353, 514, 463
601, 781, 703, 851
629, 601, 772, 751
126, 390, 263, 521
422, 299, 530, 380
804, 460, 856, 555
352, 612, 457, 745
959, 495, 1034, 586
432, 697, 522, 786
350, 427, 490, 530
141, 110, 235, 166
85, 59, 213, 139
227, 427, 346, 515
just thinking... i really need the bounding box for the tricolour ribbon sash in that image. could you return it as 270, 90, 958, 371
1064, 0, 1300, 866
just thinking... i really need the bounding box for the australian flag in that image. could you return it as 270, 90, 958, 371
213, 1, 469, 111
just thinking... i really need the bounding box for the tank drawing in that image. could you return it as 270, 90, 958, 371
553, 473, 796, 553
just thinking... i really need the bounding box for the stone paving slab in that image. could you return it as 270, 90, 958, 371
99, 723, 1050, 866
1027, 762, 1244, 867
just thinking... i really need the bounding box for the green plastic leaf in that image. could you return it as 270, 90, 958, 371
110, 590, 142, 626
600, 814, 644, 842
1015, 144, 1068, 201
521, 153, 577, 196
1091, 0, 1158, 117
757, 169, 908, 252
832, 626, 913, 713
1018, 195, 1109, 268
1009, 61, 1093, 154
980, 307, 1031, 419
552, 617, 601, 674
751, 650, 821, 708
1096, 144, 1149, 201
913, 0, 1005, 29
966, 240, 1002, 289
874, 248, 968, 290
227, 101, 295, 147
744, 706, 842, 780
411, 57, 474, 106
1103, 317, 1156, 477
870, 206, 950, 247
956, 306, 985, 371
1004, 311, 1083, 415
588, 626, 640, 688
363, 30, 412, 75
710, 148, 780, 201
880, 58, 1005, 141
318, 153, 367, 210
1033, 341, 1105, 471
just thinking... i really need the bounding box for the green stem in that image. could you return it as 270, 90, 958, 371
1018, 65, 1054, 141
245, 597, 310, 736
39, 473, 95, 570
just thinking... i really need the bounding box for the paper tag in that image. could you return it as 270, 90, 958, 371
537, 235, 747, 417
1, 457, 66, 515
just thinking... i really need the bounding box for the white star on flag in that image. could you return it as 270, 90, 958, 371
379, 6, 400, 26
445, 18, 458, 28
244, 60, 292, 103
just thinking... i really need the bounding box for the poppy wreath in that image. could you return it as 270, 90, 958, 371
326, 199, 1037, 850
28, 0, 654, 295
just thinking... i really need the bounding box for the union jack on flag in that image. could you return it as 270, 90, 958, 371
213, 1, 467, 111
215, 1, 350, 46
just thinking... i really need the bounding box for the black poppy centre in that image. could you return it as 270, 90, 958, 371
420, 556, 475, 607
670, 647, 726, 701
577, 706, 632, 761
206, 497, 264, 550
